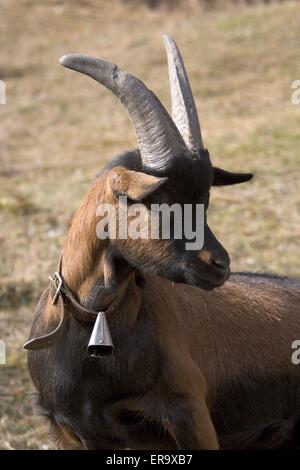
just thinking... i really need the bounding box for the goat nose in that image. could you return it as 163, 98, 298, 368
198, 250, 230, 272
212, 257, 228, 272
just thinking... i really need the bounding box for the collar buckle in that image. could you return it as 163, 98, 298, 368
48, 272, 63, 305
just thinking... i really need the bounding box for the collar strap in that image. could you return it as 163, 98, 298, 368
24, 282, 68, 351
49, 271, 100, 323
24, 252, 119, 352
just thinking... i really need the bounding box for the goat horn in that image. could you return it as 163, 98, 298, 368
163, 35, 204, 152
59, 54, 189, 173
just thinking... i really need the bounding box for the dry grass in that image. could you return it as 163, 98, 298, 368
0, 0, 299, 449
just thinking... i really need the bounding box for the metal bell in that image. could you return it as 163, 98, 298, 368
87, 312, 114, 357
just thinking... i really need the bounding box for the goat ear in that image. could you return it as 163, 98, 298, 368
110, 168, 168, 201
212, 167, 253, 186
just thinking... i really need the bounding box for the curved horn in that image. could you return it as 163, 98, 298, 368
163, 35, 204, 152
59, 54, 188, 173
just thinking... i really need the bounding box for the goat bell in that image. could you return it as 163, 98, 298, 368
87, 312, 114, 357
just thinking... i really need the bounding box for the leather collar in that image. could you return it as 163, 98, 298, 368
24, 251, 127, 351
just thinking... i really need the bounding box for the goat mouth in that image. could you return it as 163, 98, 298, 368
185, 271, 230, 291
200, 275, 230, 290
198, 279, 221, 291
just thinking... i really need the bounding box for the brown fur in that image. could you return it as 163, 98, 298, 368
51, 424, 83, 450
27, 154, 300, 449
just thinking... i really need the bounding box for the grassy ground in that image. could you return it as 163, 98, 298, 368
0, 0, 299, 449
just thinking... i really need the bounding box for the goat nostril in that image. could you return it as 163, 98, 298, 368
212, 258, 227, 271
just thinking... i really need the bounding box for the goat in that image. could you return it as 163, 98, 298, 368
26, 36, 300, 450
